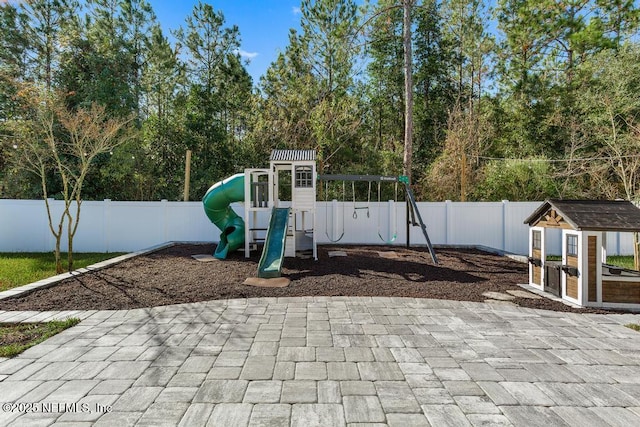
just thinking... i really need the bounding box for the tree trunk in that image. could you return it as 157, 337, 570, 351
66, 208, 74, 273
67, 237, 74, 272
45, 197, 64, 274
55, 218, 63, 274
402, 0, 414, 183
54, 241, 63, 274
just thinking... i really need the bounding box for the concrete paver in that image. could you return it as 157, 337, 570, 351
207, 402, 252, 426
243, 380, 282, 403
248, 403, 291, 427
342, 395, 385, 423
317, 380, 341, 403
280, 380, 316, 403
0, 296, 639, 426
551, 406, 610, 427
386, 413, 431, 427
177, 403, 213, 427
193, 379, 248, 403
375, 381, 422, 413
290, 403, 344, 427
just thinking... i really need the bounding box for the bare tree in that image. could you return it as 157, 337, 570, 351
573, 46, 640, 269
559, 109, 640, 269
422, 103, 492, 200
604, 117, 640, 270
10, 86, 135, 273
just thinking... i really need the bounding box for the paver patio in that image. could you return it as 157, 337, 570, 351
1, 296, 640, 426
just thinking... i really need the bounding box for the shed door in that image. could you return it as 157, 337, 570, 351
531, 230, 542, 285
564, 234, 579, 300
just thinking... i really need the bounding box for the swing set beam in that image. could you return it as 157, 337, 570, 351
318, 174, 406, 183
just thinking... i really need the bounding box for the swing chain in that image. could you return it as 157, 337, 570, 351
377, 180, 398, 243
324, 180, 346, 242
352, 182, 357, 219
352, 181, 372, 219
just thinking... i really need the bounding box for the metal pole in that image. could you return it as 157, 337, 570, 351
406, 196, 410, 248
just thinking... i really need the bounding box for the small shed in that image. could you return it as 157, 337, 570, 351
524, 199, 640, 309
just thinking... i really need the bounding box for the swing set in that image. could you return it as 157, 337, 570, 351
319, 174, 438, 264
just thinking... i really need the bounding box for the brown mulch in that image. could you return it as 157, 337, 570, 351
0, 244, 606, 313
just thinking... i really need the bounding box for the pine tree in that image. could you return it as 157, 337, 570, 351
173, 1, 248, 197
365, 0, 405, 173
298, 0, 363, 172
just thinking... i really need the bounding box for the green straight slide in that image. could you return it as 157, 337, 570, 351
202, 173, 245, 259
258, 207, 291, 278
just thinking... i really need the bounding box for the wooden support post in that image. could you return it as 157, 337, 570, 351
184, 149, 192, 202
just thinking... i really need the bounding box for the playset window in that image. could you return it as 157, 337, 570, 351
566, 234, 578, 257
532, 230, 541, 250
295, 166, 313, 188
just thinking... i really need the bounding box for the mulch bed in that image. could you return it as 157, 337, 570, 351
0, 244, 605, 313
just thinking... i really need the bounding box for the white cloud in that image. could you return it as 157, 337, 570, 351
236, 49, 258, 60
292, 6, 301, 15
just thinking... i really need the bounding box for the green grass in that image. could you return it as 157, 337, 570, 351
546, 255, 635, 270
0, 252, 126, 292
0, 318, 81, 358
606, 256, 635, 270
625, 323, 640, 332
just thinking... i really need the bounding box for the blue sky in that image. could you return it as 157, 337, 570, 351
153, 1, 303, 84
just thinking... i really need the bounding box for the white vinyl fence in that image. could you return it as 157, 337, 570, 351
0, 198, 636, 255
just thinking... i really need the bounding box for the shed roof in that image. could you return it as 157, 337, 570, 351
270, 149, 316, 162
524, 199, 640, 231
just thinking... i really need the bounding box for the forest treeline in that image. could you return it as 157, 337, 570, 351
2, 0, 640, 202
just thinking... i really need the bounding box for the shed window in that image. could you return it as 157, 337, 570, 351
566, 234, 578, 257
532, 230, 541, 250
295, 166, 313, 188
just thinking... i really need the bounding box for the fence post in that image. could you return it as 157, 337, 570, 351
445, 200, 452, 245
162, 199, 168, 243
103, 199, 111, 252
331, 199, 339, 241
502, 200, 509, 252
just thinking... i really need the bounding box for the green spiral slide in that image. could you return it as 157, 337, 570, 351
202, 173, 246, 259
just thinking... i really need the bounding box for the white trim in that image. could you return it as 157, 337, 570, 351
540, 227, 546, 290
529, 226, 545, 290
581, 231, 601, 307
562, 230, 581, 305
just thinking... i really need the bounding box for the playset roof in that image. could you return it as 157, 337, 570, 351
524, 199, 640, 232
270, 149, 316, 162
